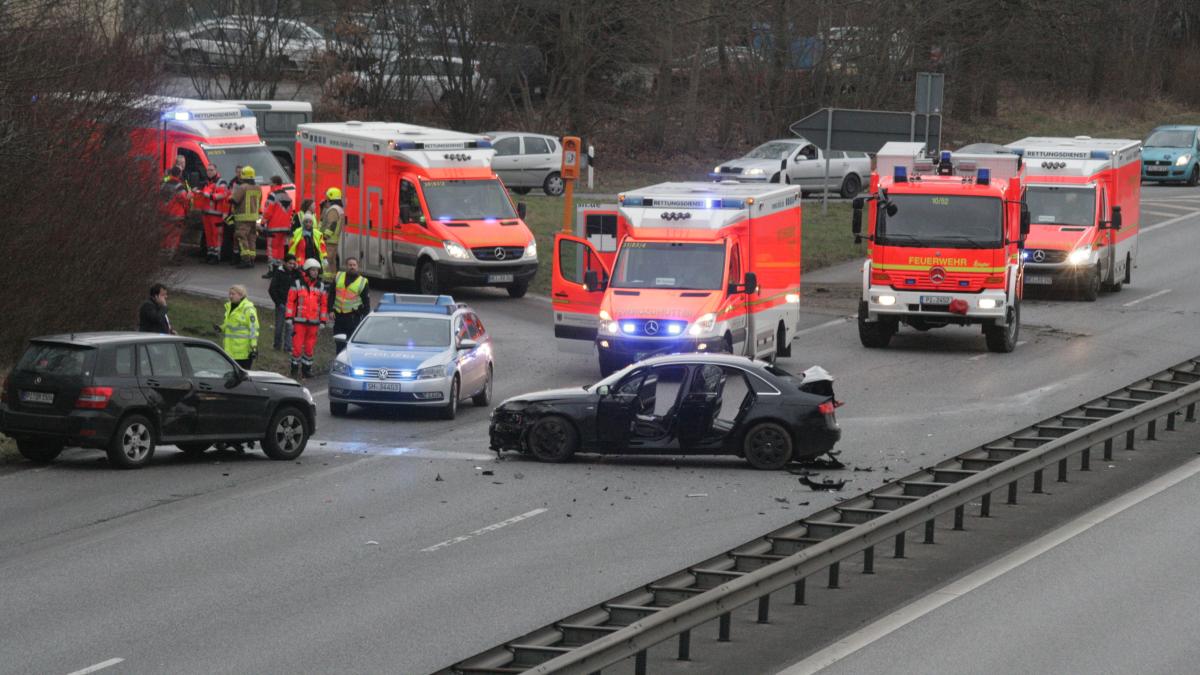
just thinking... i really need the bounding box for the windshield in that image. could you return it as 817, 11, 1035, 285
1144, 130, 1195, 148
1026, 186, 1095, 227
203, 144, 292, 184
422, 179, 517, 221
612, 242, 726, 290
352, 315, 450, 348
745, 141, 799, 160
878, 194, 1003, 248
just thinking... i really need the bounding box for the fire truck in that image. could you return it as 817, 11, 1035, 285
295, 122, 538, 297
130, 97, 293, 195
551, 182, 802, 375
1004, 136, 1141, 300
852, 143, 1029, 353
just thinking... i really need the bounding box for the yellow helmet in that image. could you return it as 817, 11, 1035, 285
325, 187, 343, 200
240, 166, 256, 179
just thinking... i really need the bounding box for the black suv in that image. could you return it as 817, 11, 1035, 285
1, 333, 317, 469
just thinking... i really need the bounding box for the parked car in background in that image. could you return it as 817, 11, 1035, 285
0, 333, 316, 469
485, 131, 565, 196
1141, 125, 1200, 186
165, 17, 325, 71
710, 138, 871, 198
329, 55, 487, 106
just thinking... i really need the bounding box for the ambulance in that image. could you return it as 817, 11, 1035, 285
1004, 136, 1141, 300
853, 143, 1028, 353
552, 182, 802, 375
295, 122, 538, 297
130, 97, 293, 194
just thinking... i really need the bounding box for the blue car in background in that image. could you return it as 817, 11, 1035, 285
328, 294, 494, 420
1142, 125, 1200, 186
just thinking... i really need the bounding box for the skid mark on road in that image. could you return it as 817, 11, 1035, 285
421, 508, 548, 552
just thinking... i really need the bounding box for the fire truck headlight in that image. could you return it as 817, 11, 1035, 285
524, 239, 538, 260
874, 294, 897, 306
1175, 154, 1191, 167
1067, 247, 1093, 265
688, 313, 717, 337
744, 168, 765, 176
978, 298, 999, 310
442, 240, 471, 260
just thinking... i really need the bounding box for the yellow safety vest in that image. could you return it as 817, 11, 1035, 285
334, 273, 367, 314
222, 300, 259, 360
234, 186, 263, 222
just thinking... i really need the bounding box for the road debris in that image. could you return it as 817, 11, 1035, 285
800, 476, 847, 491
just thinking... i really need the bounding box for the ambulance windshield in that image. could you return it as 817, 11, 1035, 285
611, 242, 726, 290
1025, 186, 1095, 227
202, 144, 291, 185
879, 195, 1002, 248
422, 179, 517, 221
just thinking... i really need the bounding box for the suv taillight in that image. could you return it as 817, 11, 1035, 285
75, 386, 113, 410
818, 401, 836, 416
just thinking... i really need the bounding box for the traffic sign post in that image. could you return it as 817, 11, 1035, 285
560, 136, 581, 233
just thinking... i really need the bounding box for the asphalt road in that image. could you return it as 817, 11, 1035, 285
2, 185, 1199, 674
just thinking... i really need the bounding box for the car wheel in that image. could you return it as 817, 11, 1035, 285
776, 323, 791, 358
857, 300, 893, 348
106, 414, 156, 469
840, 173, 862, 199
176, 442, 211, 456
984, 303, 1020, 353
472, 366, 493, 407
527, 416, 578, 463
329, 401, 348, 417
1189, 166, 1199, 187
742, 422, 794, 470
417, 259, 439, 295
506, 281, 529, 298
1078, 265, 1100, 302
16, 438, 64, 464
440, 376, 459, 420
262, 405, 309, 460
543, 172, 565, 197
510, 187, 531, 195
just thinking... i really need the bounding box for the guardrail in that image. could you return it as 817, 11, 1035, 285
445, 358, 1200, 674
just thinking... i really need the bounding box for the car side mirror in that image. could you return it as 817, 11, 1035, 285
517, 202, 527, 219
595, 384, 610, 397
334, 333, 348, 349
885, 202, 898, 217
1110, 205, 1123, 230
458, 338, 478, 351
1020, 205, 1031, 236
743, 271, 758, 295
584, 269, 605, 292
851, 197, 864, 241
225, 369, 245, 388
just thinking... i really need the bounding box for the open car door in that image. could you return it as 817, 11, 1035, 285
552, 233, 611, 354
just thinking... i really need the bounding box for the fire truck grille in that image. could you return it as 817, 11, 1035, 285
472, 246, 525, 261
719, 166, 744, 174
893, 271, 989, 292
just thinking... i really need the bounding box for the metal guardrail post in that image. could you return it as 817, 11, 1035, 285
1033, 469, 1044, 493
1187, 403, 1196, 422
1057, 458, 1068, 483
634, 651, 646, 675
1081, 448, 1091, 471
1104, 438, 1114, 460
677, 630, 690, 661
894, 532, 906, 558
980, 493, 991, 517
757, 596, 770, 623
924, 520, 935, 544
863, 546, 875, 574
1148, 419, 1157, 441
718, 613, 731, 642
828, 562, 840, 589
1126, 429, 1136, 449
1007, 481, 1018, 504
953, 505, 965, 530
793, 578, 806, 605
1167, 412, 1177, 431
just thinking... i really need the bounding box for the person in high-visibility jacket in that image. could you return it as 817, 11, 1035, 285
193, 165, 229, 264
160, 166, 192, 264
261, 175, 293, 278
319, 187, 346, 282
288, 211, 327, 269
217, 285, 259, 369
329, 257, 370, 352
286, 258, 329, 378
228, 165, 262, 269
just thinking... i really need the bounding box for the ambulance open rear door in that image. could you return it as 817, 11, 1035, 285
552, 233, 610, 354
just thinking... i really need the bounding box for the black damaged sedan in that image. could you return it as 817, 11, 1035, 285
489, 353, 841, 470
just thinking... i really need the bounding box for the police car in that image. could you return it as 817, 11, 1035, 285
328, 294, 494, 419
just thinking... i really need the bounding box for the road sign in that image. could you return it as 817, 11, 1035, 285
789, 108, 942, 154
915, 72, 944, 114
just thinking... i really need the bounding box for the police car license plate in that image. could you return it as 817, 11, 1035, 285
365, 382, 402, 392
488, 273, 514, 284
19, 391, 54, 404
920, 296, 952, 305
1025, 275, 1053, 285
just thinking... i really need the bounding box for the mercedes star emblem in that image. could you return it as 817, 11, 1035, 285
930, 266, 947, 284
1032, 250, 1046, 263
494, 247, 507, 260
644, 320, 660, 335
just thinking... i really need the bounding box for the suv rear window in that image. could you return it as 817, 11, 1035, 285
17, 343, 94, 377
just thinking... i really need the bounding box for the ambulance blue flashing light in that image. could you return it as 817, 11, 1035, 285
623, 196, 645, 206
167, 111, 191, 121
894, 166, 908, 182
976, 168, 991, 185
476, 139, 493, 148
720, 198, 746, 208
1090, 150, 1111, 160
240, 108, 255, 118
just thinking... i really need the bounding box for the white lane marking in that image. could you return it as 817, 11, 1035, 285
1142, 210, 1200, 233
66, 658, 124, 675
1143, 209, 1184, 218
421, 508, 548, 552
1144, 201, 1199, 213
778, 455, 1200, 675
794, 317, 850, 337
1122, 288, 1172, 307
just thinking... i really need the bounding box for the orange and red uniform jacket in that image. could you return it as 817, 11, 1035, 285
193, 182, 230, 219
262, 187, 294, 235
286, 275, 329, 325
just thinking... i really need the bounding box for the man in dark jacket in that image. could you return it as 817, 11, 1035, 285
138, 284, 175, 334
269, 255, 298, 351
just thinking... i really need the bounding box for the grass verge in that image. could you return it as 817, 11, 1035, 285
168, 293, 335, 377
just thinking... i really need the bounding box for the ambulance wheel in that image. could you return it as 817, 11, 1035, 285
776, 324, 792, 358
417, 259, 439, 295
506, 281, 528, 298
1188, 166, 1199, 187
510, 187, 531, 195
857, 301, 893, 349
840, 174, 862, 199
1103, 258, 1124, 292
1078, 266, 1100, 302
985, 304, 1020, 353
543, 172, 565, 196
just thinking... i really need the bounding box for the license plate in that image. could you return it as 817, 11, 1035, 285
1025, 275, 1054, 285
20, 391, 54, 404
920, 296, 952, 305
1147, 170, 1167, 175
488, 273, 514, 284
364, 382, 402, 392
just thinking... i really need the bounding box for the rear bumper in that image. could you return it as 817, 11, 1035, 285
0, 406, 115, 447
438, 261, 538, 289
865, 286, 1008, 325
792, 418, 842, 458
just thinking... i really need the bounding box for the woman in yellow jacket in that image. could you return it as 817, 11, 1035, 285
217, 285, 259, 368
